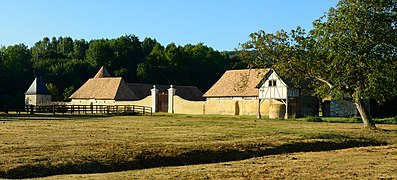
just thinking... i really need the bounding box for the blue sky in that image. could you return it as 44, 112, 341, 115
0, 0, 338, 51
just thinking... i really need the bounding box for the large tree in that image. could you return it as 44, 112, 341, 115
0, 44, 32, 105
241, 0, 397, 129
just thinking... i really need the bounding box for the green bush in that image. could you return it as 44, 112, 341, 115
374, 116, 397, 124
304, 116, 323, 122
346, 117, 362, 123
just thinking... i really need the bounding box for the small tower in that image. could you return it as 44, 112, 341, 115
25, 77, 52, 106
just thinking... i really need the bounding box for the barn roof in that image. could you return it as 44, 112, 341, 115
94, 66, 111, 78
128, 84, 205, 101
70, 67, 137, 100
71, 66, 204, 101
203, 69, 270, 97
25, 77, 51, 95
69, 77, 137, 100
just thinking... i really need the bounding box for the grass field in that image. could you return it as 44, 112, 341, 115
1, 114, 396, 179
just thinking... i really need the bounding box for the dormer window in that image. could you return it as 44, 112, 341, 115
268, 80, 277, 87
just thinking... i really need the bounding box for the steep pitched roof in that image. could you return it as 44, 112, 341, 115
203, 69, 270, 97
127, 84, 205, 101
69, 77, 137, 100
71, 67, 204, 101
256, 69, 292, 88
94, 66, 111, 78
25, 77, 51, 95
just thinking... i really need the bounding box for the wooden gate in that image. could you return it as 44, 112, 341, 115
158, 92, 168, 112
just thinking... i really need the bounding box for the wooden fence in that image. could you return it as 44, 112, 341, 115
0, 104, 152, 115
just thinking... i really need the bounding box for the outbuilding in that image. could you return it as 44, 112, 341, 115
204, 69, 318, 118
25, 77, 52, 106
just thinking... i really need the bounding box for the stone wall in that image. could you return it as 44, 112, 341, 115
25, 94, 52, 106
173, 96, 205, 114
113, 96, 152, 107
204, 98, 274, 116
329, 100, 357, 117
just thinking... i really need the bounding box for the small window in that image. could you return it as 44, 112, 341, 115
268, 80, 277, 87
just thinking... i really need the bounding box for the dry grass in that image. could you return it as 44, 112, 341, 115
0, 114, 397, 179
49, 145, 397, 180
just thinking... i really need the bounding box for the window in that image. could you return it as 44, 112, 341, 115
268, 80, 277, 87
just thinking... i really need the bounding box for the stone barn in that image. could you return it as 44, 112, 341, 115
204, 69, 318, 118
69, 66, 205, 113
69, 66, 137, 105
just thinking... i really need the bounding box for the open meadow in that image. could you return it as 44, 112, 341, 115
0, 114, 396, 179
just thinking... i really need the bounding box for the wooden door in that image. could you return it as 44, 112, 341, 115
158, 93, 168, 112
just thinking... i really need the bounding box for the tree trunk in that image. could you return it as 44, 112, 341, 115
355, 99, 376, 129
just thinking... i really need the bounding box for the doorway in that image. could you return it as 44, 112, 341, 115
158, 92, 168, 112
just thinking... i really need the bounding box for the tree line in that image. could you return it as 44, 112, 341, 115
0, 35, 244, 105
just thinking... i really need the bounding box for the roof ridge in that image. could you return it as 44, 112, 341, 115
94, 66, 111, 78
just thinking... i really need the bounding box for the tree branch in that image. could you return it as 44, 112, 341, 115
312, 75, 333, 89
287, 63, 334, 89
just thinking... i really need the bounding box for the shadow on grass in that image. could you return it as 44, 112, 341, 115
0, 137, 385, 179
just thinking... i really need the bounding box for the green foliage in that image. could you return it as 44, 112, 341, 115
46, 83, 60, 101
1, 35, 242, 105
240, 0, 397, 127
86, 39, 113, 68
303, 116, 323, 122
0, 44, 32, 105
374, 116, 397, 124
309, 116, 397, 125
310, 0, 397, 104
62, 86, 75, 101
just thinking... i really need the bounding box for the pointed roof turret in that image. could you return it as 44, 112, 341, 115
25, 77, 51, 95
94, 66, 111, 78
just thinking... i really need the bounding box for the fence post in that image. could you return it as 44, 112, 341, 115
53, 105, 56, 115
4, 105, 8, 114
30, 105, 34, 114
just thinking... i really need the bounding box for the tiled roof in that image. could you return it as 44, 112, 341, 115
69, 77, 137, 100
25, 77, 51, 95
71, 67, 205, 101
94, 66, 111, 78
203, 69, 270, 97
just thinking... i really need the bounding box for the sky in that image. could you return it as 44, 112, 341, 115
0, 0, 338, 51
